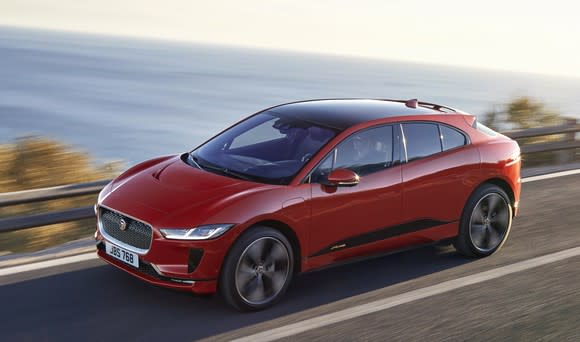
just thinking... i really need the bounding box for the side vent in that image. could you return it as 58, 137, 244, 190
188, 248, 204, 273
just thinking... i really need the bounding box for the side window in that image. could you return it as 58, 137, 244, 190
310, 152, 334, 183
402, 123, 442, 161
310, 125, 393, 182
440, 125, 467, 151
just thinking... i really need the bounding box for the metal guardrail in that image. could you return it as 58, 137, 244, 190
0, 180, 110, 207
0, 180, 111, 233
0, 118, 579, 233
503, 118, 580, 162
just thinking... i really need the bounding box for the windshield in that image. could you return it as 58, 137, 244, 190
190, 112, 337, 184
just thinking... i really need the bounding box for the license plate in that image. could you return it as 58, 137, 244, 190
105, 242, 139, 268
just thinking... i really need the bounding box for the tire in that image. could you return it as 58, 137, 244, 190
219, 226, 294, 311
453, 183, 513, 258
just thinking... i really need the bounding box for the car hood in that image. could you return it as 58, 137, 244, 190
100, 156, 271, 226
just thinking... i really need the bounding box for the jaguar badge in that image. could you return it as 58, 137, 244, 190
119, 218, 127, 231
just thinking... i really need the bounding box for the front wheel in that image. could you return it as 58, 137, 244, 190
454, 184, 513, 257
219, 227, 294, 311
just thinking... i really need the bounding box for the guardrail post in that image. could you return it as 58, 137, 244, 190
557, 117, 578, 164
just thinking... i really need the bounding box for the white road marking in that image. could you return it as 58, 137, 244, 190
0, 253, 98, 277
522, 168, 580, 183
233, 246, 580, 342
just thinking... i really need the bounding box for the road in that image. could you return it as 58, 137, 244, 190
1, 172, 579, 341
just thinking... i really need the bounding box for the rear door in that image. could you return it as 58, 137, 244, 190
400, 121, 480, 230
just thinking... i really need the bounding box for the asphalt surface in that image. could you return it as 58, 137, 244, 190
1, 173, 580, 341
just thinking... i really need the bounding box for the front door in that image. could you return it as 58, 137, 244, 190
306, 125, 403, 264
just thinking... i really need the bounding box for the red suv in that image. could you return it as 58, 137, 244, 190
95, 99, 521, 310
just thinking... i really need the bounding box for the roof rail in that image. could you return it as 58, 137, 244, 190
416, 101, 457, 113
381, 98, 459, 113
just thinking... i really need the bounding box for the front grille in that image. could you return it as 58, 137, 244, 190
99, 208, 152, 251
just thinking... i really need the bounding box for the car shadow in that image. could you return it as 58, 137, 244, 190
0, 244, 472, 341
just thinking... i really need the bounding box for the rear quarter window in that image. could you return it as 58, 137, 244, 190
440, 125, 467, 151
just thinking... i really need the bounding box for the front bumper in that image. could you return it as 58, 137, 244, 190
94, 203, 242, 295
96, 242, 217, 294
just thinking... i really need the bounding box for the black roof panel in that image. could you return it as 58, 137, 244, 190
268, 99, 441, 130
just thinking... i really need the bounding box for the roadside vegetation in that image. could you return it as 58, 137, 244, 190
484, 96, 562, 131
0, 137, 121, 254
484, 96, 573, 167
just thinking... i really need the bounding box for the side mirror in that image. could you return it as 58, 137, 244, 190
325, 168, 360, 187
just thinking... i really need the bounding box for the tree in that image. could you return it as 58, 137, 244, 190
484, 97, 561, 130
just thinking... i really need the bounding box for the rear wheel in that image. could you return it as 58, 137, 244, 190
219, 227, 294, 311
454, 184, 512, 257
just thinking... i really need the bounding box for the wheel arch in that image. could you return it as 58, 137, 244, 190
223, 219, 302, 276
478, 178, 515, 214
454, 177, 515, 257
254, 220, 302, 274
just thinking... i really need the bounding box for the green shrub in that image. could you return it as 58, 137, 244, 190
484, 97, 570, 167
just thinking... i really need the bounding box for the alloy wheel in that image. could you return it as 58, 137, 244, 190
234, 237, 290, 306
469, 193, 511, 253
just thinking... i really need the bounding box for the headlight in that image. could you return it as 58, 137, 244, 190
160, 224, 234, 240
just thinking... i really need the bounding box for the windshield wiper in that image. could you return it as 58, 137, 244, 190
214, 167, 254, 181
190, 153, 253, 181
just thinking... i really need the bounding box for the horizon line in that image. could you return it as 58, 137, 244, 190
1, 24, 579, 82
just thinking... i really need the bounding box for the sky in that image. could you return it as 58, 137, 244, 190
1, 0, 579, 78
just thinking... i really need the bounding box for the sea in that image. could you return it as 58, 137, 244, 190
1, 26, 579, 166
